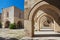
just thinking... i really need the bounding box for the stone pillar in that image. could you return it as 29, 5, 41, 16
24, 20, 34, 37
54, 20, 56, 32
50, 22, 54, 29
37, 21, 40, 31
54, 20, 60, 32
2, 22, 5, 28
34, 22, 40, 31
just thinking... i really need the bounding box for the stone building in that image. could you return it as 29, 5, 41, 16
24, 0, 60, 37
2, 6, 24, 28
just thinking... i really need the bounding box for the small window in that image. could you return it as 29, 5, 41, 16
19, 12, 23, 18
19, 13, 21, 18
7, 12, 9, 17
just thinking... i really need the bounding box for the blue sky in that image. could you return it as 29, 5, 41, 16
0, 0, 24, 13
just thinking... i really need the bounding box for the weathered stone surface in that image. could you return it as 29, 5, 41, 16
24, 0, 60, 37
0, 29, 25, 39
24, 20, 34, 37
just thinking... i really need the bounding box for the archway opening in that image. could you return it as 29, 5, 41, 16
25, 1, 60, 37
40, 15, 54, 30
17, 21, 23, 29
34, 10, 55, 36
5, 21, 10, 28
28, 5, 60, 37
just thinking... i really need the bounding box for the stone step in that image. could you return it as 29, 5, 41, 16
34, 30, 60, 37
21, 37, 60, 40
35, 31, 60, 34
40, 29, 54, 31
40, 27, 51, 29
34, 34, 60, 37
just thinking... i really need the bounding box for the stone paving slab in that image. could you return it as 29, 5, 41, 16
34, 31, 60, 35
21, 37, 60, 40
0, 29, 25, 40
34, 29, 60, 34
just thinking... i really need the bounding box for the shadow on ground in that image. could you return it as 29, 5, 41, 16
0, 37, 19, 40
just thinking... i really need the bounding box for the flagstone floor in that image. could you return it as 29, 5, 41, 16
21, 29, 60, 40
0, 29, 25, 40
0, 29, 60, 40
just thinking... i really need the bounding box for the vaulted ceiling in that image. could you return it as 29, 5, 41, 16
43, 0, 60, 9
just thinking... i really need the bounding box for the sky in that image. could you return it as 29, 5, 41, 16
0, 0, 24, 13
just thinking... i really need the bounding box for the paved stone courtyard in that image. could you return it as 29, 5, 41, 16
0, 29, 25, 40
0, 29, 60, 40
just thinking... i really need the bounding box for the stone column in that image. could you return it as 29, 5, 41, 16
54, 20, 60, 32
37, 21, 40, 31
2, 22, 5, 28
24, 20, 34, 37
54, 20, 55, 31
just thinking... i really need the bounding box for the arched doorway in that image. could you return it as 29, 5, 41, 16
39, 15, 54, 30
34, 10, 54, 31
5, 21, 10, 28
17, 21, 23, 29
24, 1, 60, 37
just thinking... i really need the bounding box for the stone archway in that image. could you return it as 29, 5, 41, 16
5, 21, 10, 28
17, 21, 23, 29
39, 14, 54, 30
24, 1, 60, 37
34, 10, 54, 31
